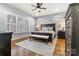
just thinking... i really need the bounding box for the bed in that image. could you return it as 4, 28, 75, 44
30, 31, 55, 43
29, 23, 56, 43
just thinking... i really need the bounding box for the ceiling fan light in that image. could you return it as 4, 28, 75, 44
37, 8, 40, 11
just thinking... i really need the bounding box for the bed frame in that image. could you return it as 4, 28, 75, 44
30, 31, 53, 42
29, 24, 56, 43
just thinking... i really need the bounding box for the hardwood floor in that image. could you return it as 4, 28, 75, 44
11, 36, 65, 56
53, 39, 65, 56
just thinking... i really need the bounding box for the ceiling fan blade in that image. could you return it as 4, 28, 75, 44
40, 7, 46, 9
32, 9, 36, 11
39, 3, 43, 6
37, 3, 43, 6
31, 5, 37, 7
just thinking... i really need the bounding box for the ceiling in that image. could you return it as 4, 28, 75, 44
7, 3, 69, 17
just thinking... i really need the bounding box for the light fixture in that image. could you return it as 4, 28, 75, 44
55, 8, 58, 11
36, 8, 41, 12
37, 8, 40, 11
35, 10, 41, 16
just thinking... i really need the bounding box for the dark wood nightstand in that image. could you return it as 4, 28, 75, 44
58, 31, 65, 39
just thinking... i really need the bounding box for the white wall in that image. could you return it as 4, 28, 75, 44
0, 4, 35, 33
57, 19, 65, 31
37, 12, 65, 32
37, 13, 65, 39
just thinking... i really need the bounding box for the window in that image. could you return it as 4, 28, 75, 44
7, 14, 16, 32
25, 19, 29, 32
17, 17, 25, 32
6, 13, 29, 33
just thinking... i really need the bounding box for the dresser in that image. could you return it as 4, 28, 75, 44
65, 3, 79, 56
0, 32, 13, 56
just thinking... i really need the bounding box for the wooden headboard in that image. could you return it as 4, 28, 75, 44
41, 24, 56, 31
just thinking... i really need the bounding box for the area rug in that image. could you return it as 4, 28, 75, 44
15, 39, 53, 56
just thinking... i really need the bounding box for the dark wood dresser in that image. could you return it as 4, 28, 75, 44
0, 32, 13, 56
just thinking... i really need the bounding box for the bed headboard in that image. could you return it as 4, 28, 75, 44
41, 24, 56, 31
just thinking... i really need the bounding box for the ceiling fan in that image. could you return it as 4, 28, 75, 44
31, 3, 46, 12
